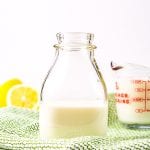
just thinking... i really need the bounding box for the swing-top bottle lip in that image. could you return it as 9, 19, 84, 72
54, 32, 97, 50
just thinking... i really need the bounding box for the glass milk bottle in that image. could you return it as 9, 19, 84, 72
40, 32, 107, 139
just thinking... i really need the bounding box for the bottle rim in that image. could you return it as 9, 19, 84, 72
55, 32, 96, 50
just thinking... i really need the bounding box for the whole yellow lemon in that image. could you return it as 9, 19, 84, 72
0, 78, 22, 107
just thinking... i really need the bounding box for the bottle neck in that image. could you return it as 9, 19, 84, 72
54, 32, 96, 51
54, 43, 96, 51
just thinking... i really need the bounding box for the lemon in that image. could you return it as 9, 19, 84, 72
7, 85, 39, 109
0, 78, 22, 107
33, 102, 40, 111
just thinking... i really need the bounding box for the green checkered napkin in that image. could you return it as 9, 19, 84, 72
0, 94, 150, 150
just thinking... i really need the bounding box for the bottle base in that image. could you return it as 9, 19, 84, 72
121, 123, 150, 129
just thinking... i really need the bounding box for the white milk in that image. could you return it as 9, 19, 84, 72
115, 79, 150, 124
39, 100, 107, 139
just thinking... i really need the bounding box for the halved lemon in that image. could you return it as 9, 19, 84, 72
7, 85, 39, 109
0, 78, 22, 107
33, 102, 40, 111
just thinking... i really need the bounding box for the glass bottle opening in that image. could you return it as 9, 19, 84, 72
55, 32, 96, 50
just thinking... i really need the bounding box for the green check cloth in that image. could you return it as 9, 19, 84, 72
0, 94, 150, 150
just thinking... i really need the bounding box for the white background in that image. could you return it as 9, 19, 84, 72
0, 0, 150, 92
